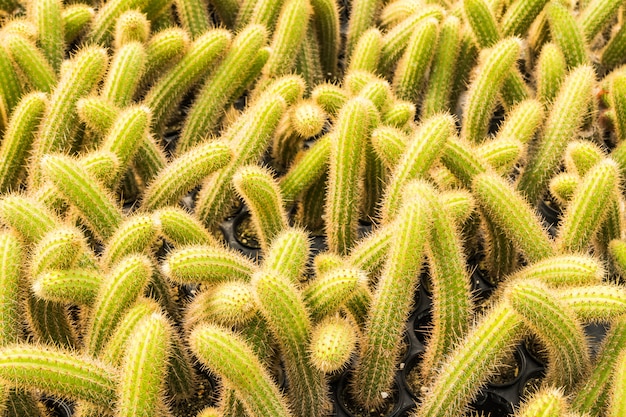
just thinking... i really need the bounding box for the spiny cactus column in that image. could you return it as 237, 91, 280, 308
252, 268, 330, 417
415, 302, 524, 417
352, 180, 431, 409
325, 97, 376, 255
190, 324, 293, 417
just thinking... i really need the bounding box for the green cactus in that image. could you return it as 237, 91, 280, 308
190, 324, 293, 417
352, 180, 431, 409
85, 254, 153, 355
232, 165, 288, 252
0, 344, 118, 409
506, 279, 590, 391
325, 97, 376, 255
116, 312, 172, 417
252, 268, 330, 417
0, 92, 47, 193
517, 64, 595, 204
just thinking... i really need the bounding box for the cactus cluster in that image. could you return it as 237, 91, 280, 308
2, 0, 626, 416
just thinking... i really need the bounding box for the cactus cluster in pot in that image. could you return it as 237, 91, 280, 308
2, 0, 626, 416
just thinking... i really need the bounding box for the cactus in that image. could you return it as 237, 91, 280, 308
190, 324, 293, 417
232, 165, 288, 251
325, 97, 375, 255
0, 1, 626, 416
252, 268, 330, 416
85, 254, 153, 355
142, 140, 231, 211
517, 65, 595, 204
0, 344, 118, 409
0, 92, 47, 193
116, 312, 172, 417
352, 180, 431, 409
460, 37, 520, 144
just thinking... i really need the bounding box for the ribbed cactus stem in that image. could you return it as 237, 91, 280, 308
173, 0, 211, 38
194, 91, 288, 228
0, 92, 47, 193
190, 324, 293, 417
0, 232, 23, 345
141, 27, 189, 87
86, 255, 153, 356
344, 0, 379, 55
602, 22, 626, 69
499, 0, 549, 37
310, 316, 357, 373
392, 17, 438, 102
511, 254, 604, 287
420, 188, 473, 383
263, 0, 311, 78
87, 0, 150, 45
460, 37, 521, 143
116, 312, 172, 417
564, 140, 603, 177
464, 0, 500, 48
348, 224, 393, 274
28, 0, 64, 72
40, 154, 123, 241
609, 72, 626, 142
535, 42, 567, 106
30, 226, 86, 276
252, 269, 330, 417
152, 207, 218, 246
263, 228, 310, 283
495, 99, 545, 144
325, 97, 376, 255
4, 33, 57, 92
100, 298, 160, 365
382, 100, 415, 129
280, 135, 330, 203
347, 28, 382, 74
572, 315, 626, 415
352, 180, 431, 409
30, 46, 108, 186
304, 267, 367, 321
477, 137, 523, 174
0, 344, 118, 409
545, 1, 588, 68
0, 46, 23, 131
62, 4, 94, 45
142, 29, 231, 132
555, 284, 626, 322
415, 303, 523, 417
33, 269, 102, 306
515, 387, 569, 417
506, 279, 590, 391
556, 159, 619, 254
379, 6, 444, 72
101, 215, 158, 267
113, 10, 150, 47
101, 105, 151, 186
578, 0, 623, 42
176, 24, 267, 153
608, 348, 626, 417
421, 15, 461, 117
101, 42, 147, 107
232, 165, 289, 252
473, 172, 554, 263
381, 114, 454, 222
142, 140, 232, 211
162, 245, 255, 285
0, 195, 57, 243
308, 0, 339, 77
185, 281, 257, 327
